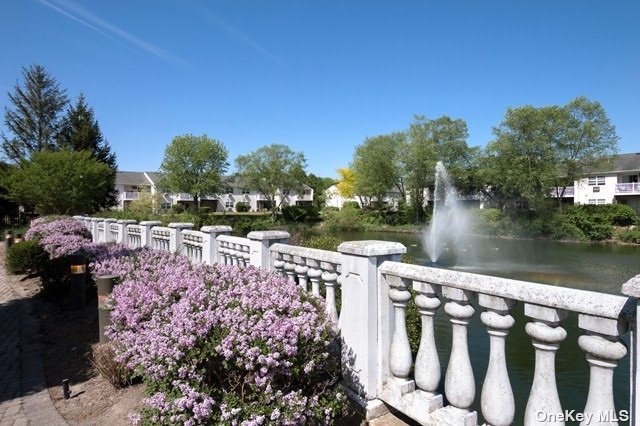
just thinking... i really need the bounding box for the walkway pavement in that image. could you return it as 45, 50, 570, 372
0, 251, 66, 426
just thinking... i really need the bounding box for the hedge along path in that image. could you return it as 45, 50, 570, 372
0, 246, 67, 426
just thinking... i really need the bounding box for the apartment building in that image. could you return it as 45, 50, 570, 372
115, 172, 314, 212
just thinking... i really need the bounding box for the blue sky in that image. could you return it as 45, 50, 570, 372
1, 0, 638, 178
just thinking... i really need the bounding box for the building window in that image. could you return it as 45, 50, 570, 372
588, 199, 596, 205
588, 176, 605, 186
225, 187, 234, 194
597, 199, 606, 205
241, 188, 250, 195
225, 201, 234, 209
160, 203, 171, 210
282, 189, 290, 196
592, 186, 600, 193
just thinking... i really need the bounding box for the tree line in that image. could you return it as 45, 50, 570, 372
343, 96, 618, 222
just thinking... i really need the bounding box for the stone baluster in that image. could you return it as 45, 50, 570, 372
202, 226, 232, 265
117, 220, 136, 245
283, 253, 296, 282
413, 281, 442, 395
322, 263, 339, 325
231, 243, 240, 265
479, 294, 516, 426
524, 304, 567, 425
387, 275, 412, 383
438, 287, 477, 425
139, 221, 162, 247
578, 314, 628, 426
294, 256, 309, 291
306, 259, 322, 296
272, 252, 285, 276
241, 245, 250, 267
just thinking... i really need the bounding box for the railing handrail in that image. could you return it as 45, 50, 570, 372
217, 234, 251, 246
379, 260, 634, 320
270, 243, 341, 264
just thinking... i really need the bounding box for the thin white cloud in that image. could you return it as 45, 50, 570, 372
192, 2, 285, 67
37, 0, 188, 65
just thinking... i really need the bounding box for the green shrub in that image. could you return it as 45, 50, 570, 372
548, 215, 585, 240
281, 205, 320, 223
342, 201, 360, 209
474, 208, 504, 235
171, 203, 186, 214
5, 240, 49, 274
618, 228, 640, 244
235, 202, 250, 212
298, 235, 341, 251
601, 204, 638, 226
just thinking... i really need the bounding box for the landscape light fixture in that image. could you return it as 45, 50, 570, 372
69, 255, 87, 309
62, 379, 71, 399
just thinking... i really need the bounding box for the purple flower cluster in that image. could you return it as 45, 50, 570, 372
106, 250, 343, 424
24, 217, 345, 424
25, 216, 91, 241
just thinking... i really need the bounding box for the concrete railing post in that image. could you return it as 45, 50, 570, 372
90, 218, 104, 242
139, 221, 162, 247
116, 220, 136, 245
247, 230, 290, 270
200, 226, 232, 265
167, 222, 194, 253
337, 240, 406, 421
622, 274, 640, 425
103, 218, 117, 242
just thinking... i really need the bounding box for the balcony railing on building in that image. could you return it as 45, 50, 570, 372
616, 182, 640, 195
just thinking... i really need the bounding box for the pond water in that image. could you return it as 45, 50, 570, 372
328, 230, 640, 425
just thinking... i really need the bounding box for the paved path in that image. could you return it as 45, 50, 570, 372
0, 251, 66, 426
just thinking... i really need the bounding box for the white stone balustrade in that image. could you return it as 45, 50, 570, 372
102, 218, 117, 242
72, 216, 640, 426
270, 243, 342, 325
217, 235, 252, 266
377, 261, 633, 426
114, 220, 136, 245
91, 217, 105, 243
149, 222, 193, 253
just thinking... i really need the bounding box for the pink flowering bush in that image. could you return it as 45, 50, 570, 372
25, 216, 91, 241
24, 217, 346, 424
106, 250, 345, 425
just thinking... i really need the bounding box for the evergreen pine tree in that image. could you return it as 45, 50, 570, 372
1, 64, 68, 162
57, 94, 118, 208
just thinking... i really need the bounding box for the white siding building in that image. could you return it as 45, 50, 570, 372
115, 172, 314, 212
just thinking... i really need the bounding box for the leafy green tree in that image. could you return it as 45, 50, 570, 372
352, 132, 406, 207
551, 96, 619, 204
304, 173, 335, 209
2, 64, 68, 162
57, 93, 117, 208
1, 150, 114, 214
403, 115, 471, 221
484, 105, 562, 209
159, 134, 229, 209
235, 144, 307, 218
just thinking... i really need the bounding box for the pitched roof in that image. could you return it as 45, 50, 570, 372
612, 152, 640, 172
116, 171, 151, 186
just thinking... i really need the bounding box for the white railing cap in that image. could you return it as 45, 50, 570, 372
201, 225, 233, 233
104, 218, 117, 223
247, 230, 290, 240
217, 234, 252, 246
338, 240, 406, 257
181, 229, 205, 236
168, 222, 194, 229
270, 243, 341, 264
622, 274, 640, 298
91, 217, 105, 222
117, 219, 137, 224
140, 221, 163, 226
379, 261, 634, 320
